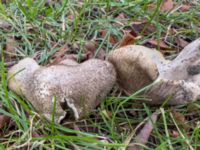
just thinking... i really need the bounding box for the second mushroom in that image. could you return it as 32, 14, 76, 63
108, 38, 200, 105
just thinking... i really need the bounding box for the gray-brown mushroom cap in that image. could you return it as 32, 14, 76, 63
8, 58, 116, 123
108, 45, 162, 94
8, 58, 40, 96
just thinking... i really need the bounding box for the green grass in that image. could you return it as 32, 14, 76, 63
0, 0, 200, 149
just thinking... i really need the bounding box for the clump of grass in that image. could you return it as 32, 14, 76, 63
0, 0, 200, 149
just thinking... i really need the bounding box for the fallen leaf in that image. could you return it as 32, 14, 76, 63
131, 21, 156, 35
172, 110, 185, 123
109, 35, 118, 44
95, 49, 106, 60
118, 31, 136, 47
50, 45, 69, 64
126, 111, 159, 150
0, 115, 11, 129
171, 130, 179, 138
87, 48, 106, 60
122, 29, 137, 37
32, 130, 41, 138
84, 41, 97, 53
85, 41, 106, 60
176, 37, 189, 48
171, 109, 189, 131
100, 30, 118, 44
54, 45, 69, 58
147, 39, 170, 49
131, 21, 145, 33
180, 5, 191, 12
161, 0, 174, 12
100, 30, 107, 37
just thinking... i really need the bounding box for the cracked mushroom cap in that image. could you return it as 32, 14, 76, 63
8, 58, 116, 123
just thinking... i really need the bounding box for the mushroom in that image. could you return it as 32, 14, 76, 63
108, 38, 200, 105
8, 58, 116, 123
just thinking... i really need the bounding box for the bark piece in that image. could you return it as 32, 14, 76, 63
8, 58, 116, 123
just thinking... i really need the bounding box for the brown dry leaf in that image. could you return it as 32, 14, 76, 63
84, 41, 97, 53
180, 5, 191, 12
171, 130, 179, 138
118, 31, 136, 48
172, 110, 186, 124
32, 130, 41, 138
131, 21, 145, 34
100, 30, 118, 45
131, 21, 156, 35
161, 0, 174, 12
84, 41, 97, 59
147, 39, 170, 49
85, 41, 106, 60
109, 35, 118, 44
176, 37, 189, 48
127, 111, 159, 150
171, 109, 189, 131
0, 115, 11, 129
54, 45, 69, 58
50, 45, 69, 65
96, 49, 106, 60
122, 29, 137, 37
87, 48, 106, 60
